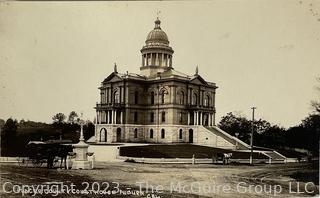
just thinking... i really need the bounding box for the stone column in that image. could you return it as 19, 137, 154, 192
151, 53, 154, 65
195, 112, 198, 125
112, 110, 114, 124
166, 55, 169, 66
212, 113, 215, 126
200, 112, 202, 125
120, 111, 123, 124
106, 111, 109, 124
159, 53, 162, 66
121, 87, 124, 103
142, 55, 144, 66
187, 112, 190, 125
193, 111, 196, 125
161, 53, 164, 66
156, 53, 159, 66
101, 111, 104, 123
115, 110, 117, 124
96, 112, 99, 124
170, 86, 175, 104
119, 86, 122, 103
208, 113, 211, 127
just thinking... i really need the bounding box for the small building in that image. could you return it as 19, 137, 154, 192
94, 18, 249, 150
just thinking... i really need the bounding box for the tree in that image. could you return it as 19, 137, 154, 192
299, 114, 320, 153
68, 111, 78, 124
52, 113, 66, 124
84, 120, 95, 140
218, 112, 283, 147
0, 119, 5, 129
1, 118, 18, 156
311, 77, 320, 114
218, 112, 252, 144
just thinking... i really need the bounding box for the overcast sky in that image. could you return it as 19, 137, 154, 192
0, 1, 319, 128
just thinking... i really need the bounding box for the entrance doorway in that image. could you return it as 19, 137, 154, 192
189, 129, 193, 143
100, 128, 107, 142
116, 128, 121, 142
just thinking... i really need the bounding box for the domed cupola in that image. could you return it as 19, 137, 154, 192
140, 18, 174, 77
145, 19, 170, 46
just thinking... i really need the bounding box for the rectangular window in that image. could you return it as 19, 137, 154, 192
179, 112, 183, 123
134, 112, 138, 123
151, 92, 155, 105
161, 129, 165, 139
134, 91, 138, 104
150, 112, 154, 123
161, 112, 165, 122
150, 129, 154, 139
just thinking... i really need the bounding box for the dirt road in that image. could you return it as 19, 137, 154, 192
0, 162, 318, 197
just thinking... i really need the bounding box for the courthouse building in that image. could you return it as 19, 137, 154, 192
94, 18, 249, 150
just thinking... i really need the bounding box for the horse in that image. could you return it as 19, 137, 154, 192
56, 145, 73, 169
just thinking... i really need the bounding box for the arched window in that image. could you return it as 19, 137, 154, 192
179, 129, 183, 139
161, 129, 165, 139
204, 95, 210, 107
151, 91, 155, 105
114, 90, 119, 103
179, 91, 184, 105
100, 128, 107, 142
134, 128, 138, 138
150, 129, 154, 139
101, 92, 105, 103
134, 91, 139, 104
161, 92, 165, 104
192, 93, 197, 105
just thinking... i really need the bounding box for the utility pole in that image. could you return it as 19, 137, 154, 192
249, 107, 256, 165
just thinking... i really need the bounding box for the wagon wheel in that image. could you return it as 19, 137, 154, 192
32, 159, 43, 167
17, 157, 28, 167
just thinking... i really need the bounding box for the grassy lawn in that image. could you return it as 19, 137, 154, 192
120, 144, 269, 159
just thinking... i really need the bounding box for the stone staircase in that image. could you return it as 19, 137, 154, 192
262, 150, 287, 163
203, 126, 250, 150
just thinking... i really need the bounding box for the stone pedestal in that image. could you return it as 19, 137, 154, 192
72, 160, 92, 169
72, 141, 93, 169
72, 120, 93, 170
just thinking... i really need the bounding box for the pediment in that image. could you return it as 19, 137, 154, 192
189, 75, 208, 85
102, 72, 123, 83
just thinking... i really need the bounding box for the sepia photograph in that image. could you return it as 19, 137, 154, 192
0, 0, 319, 197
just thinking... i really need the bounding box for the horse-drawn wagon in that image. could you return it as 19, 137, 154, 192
17, 140, 73, 169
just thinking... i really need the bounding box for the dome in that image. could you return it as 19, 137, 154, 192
145, 18, 169, 45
